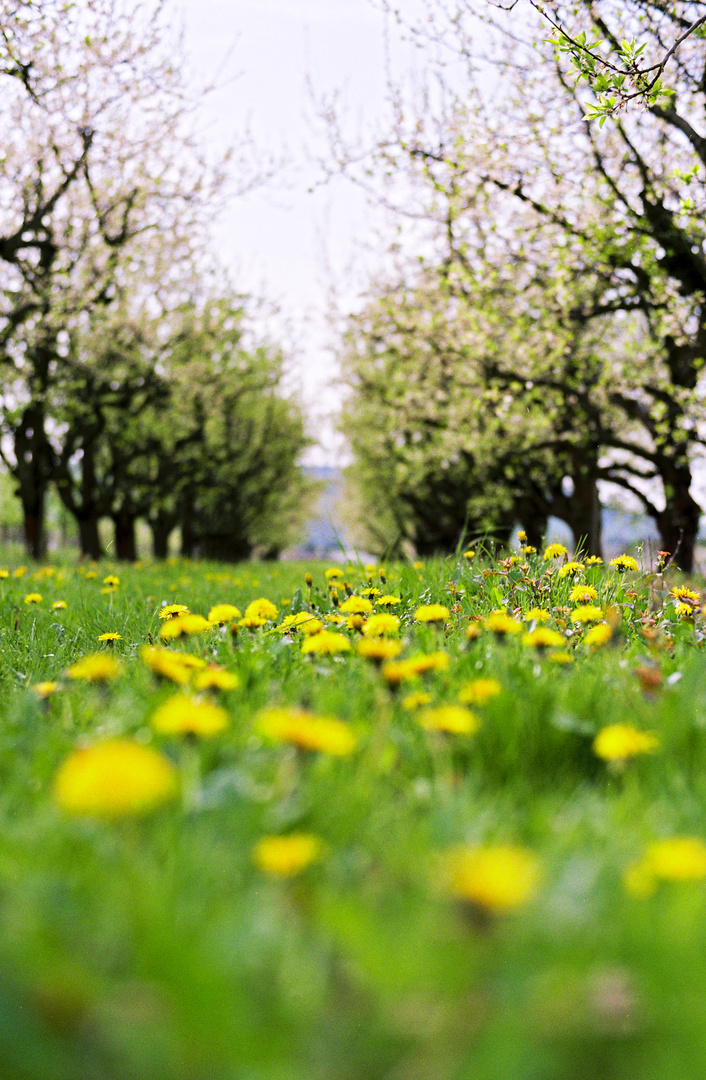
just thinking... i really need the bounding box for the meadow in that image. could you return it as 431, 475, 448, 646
1, 544, 706, 1080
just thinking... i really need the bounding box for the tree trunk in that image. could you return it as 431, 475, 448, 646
568, 470, 603, 560
23, 500, 46, 561
113, 511, 137, 562
200, 531, 252, 563
77, 514, 103, 560
151, 518, 172, 559
655, 466, 701, 572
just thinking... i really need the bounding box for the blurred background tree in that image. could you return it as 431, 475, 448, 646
331, 0, 706, 568
0, 0, 310, 561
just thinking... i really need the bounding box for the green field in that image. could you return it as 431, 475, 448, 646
1, 547, 705, 1080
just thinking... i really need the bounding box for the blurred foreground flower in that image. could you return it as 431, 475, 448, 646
151, 693, 229, 737
414, 604, 449, 624
141, 646, 205, 685
458, 678, 501, 706
418, 705, 479, 735
362, 613, 400, 637
584, 623, 612, 647
207, 604, 242, 625
593, 724, 659, 762
159, 613, 211, 640
487, 612, 523, 636
54, 739, 178, 819
624, 837, 706, 897
356, 638, 403, 662
67, 654, 122, 683
257, 707, 357, 755
301, 631, 352, 655
522, 627, 565, 649
253, 833, 323, 876
440, 844, 541, 914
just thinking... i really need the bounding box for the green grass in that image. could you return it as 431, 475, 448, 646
0, 548, 704, 1079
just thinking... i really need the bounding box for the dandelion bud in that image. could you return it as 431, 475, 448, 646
379, 568, 386, 584
305, 573, 313, 588
330, 588, 339, 607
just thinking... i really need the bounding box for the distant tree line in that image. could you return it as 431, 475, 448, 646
337, 0, 706, 571
0, 0, 312, 561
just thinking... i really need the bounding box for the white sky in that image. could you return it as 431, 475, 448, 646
175, 0, 417, 463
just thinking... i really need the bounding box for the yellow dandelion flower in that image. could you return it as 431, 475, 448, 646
159, 613, 211, 640
33, 681, 59, 698
356, 638, 403, 662
458, 678, 501, 706
414, 604, 450, 624
412, 561, 424, 571
325, 568, 344, 580
54, 739, 178, 820
339, 596, 374, 615
418, 705, 479, 735
543, 544, 568, 561
192, 667, 240, 691
671, 586, 700, 605
257, 707, 357, 755
401, 691, 433, 710
102, 575, 120, 589
610, 554, 639, 572
517, 531, 527, 542
24, 593, 42, 604
301, 631, 352, 655
243, 598, 279, 622
381, 651, 450, 685
585, 555, 603, 565
67, 654, 122, 683
51, 600, 67, 611
97, 632, 122, 643
141, 646, 197, 685
159, 604, 190, 620
238, 614, 267, 629
549, 650, 574, 664
151, 693, 230, 738
463, 549, 475, 560
558, 561, 585, 578
277, 612, 324, 635
466, 622, 481, 640
486, 611, 523, 635
207, 604, 242, 624
569, 584, 598, 603
362, 613, 400, 637
440, 844, 541, 913
522, 627, 565, 649
593, 724, 659, 761
624, 837, 706, 897
13, 566, 27, 578
525, 608, 551, 623
376, 594, 402, 607
0, 569, 8, 579
584, 623, 612, 647
253, 833, 323, 876
571, 605, 604, 624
